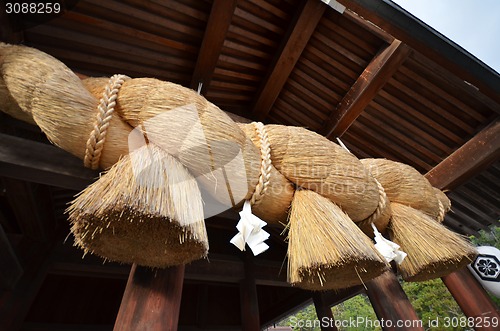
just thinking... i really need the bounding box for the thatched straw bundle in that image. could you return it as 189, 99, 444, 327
355, 179, 392, 237
0, 44, 132, 169
106, 78, 261, 207
388, 203, 477, 281
265, 125, 380, 222
287, 189, 388, 290
360, 159, 440, 219
68, 143, 208, 267
238, 123, 295, 224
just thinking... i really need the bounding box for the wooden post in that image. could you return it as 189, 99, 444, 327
365, 270, 424, 331
442, 268, 500, 331
240, 253, 260, 331
113, 264, 185, 331
312, 292, 338, 331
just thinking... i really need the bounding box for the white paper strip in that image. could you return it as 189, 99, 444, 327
372, 223, 407, 264
230, 200, 270, 256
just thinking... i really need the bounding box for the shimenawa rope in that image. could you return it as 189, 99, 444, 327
84, 74, 129, 169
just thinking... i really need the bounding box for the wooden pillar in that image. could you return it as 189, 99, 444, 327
114, 264, 185, 331
240, 253, 260, 331
312, 292, 338, 331
442, 268, 500, 331
366, 270, 424, 331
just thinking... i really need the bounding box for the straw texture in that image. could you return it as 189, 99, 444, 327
287, 189, 388, 290
265, 125, 379, 222
361, 159, 440, 219
67, 144, 208, 267
433, 188, 451, 223
111, 78, 261, 206
239, 123, 295, 224
389, 203, 477, 282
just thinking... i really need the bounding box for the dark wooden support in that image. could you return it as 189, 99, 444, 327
189, 0, 237, 93
240, 253, 260, 331
323, 39, 411, 138
0, 224, 23, 289
365, 271, 424, 331
0, 1, 24, 43
312, 293, 338, 331
1, 178, 55, 242
113, 264, 185, 331
0, 133, 97, 190
252, 0, 326, 121
422, 118, 500, 326
0, 241, 52, 331
442, 268, 500, 331
425, 118, 500, 191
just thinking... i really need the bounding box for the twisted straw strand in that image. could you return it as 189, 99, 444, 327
84, 74, 129, 169
250, 122, 272, 206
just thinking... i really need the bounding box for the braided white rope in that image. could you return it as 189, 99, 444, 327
84, 74, 129, 169
250, 122, 272, 206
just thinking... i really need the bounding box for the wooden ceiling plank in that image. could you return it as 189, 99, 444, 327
190, 0, 238, 91
323, 39, 411, 138
425, 118, 500, 191
335, 0, 500, 105
0, 2, 24, 43
343, 10, 394, 44
449, 192, 498, 225
369, 100, 452, 156
360, 111, 442, 164
252, 0, 326, 121
447, 200, 494, 231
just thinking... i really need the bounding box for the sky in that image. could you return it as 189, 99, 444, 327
390, 0, 500, 73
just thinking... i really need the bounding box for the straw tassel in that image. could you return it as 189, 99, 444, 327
286, 189, 388, 291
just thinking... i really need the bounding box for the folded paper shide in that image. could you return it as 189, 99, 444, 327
0, 43, 477, 291
230, 201, 270, 256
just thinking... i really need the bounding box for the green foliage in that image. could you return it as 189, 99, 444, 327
278, 226, 499, 330
469, 226, 499, 249
401, 278, 465, 330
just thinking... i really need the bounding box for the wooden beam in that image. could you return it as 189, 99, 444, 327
0, 224, 23, 289
425, 118, 500, 190
1, 178, 55, 242
323, 39, 411, 138
442, 268, 500, 331
365, 270, 424, 331
334, 0, 500, 105
312, 293, 338, 331
113, 264, 185, 331
0, 133, 98, 190
240, 253, 260, 331
0, 242, 52, 331
252, 0, 326, 121
189, 0, 237, 92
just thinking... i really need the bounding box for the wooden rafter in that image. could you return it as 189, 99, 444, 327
189, 0, 238, 92
323, 39, 411, 138
252, 0, 326, 121
425, 118, 500, 190
335, 0, 500, 105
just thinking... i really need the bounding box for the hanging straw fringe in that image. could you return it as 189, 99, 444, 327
84, 74, 130, 169
249, 122, 272, 206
